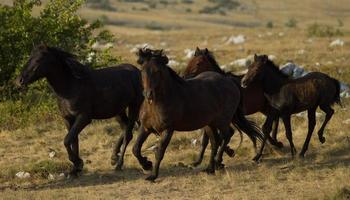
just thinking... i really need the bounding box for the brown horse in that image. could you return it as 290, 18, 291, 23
184, 48, 283, 162
16, 45, 144, 176
241, 54, 341, 161
132, 49, 263, 181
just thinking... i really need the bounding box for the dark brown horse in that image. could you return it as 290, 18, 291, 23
241, 54, 341, 161
132, 49, 263, 181
184, 48, 283, 163
16, 45, 144, 176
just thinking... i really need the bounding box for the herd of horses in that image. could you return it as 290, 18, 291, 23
15, 45, 341, 181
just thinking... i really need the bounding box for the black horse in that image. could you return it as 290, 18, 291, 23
16, 45, 144, 176
241, 54, 341, 161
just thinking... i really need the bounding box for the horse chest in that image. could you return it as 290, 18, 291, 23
140, 103, 171, 133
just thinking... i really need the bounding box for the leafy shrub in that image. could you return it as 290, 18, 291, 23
199, 0, 240, 15
0, 0, 119, 92
307, 23, 343, 37
285, 18, 297, 28
266, 21, 274, 28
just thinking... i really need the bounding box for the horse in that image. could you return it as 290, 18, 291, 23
184, 48, 283, 163
241, 54, 341, 161
16, 45, 144, 176
132, 49, 263, 181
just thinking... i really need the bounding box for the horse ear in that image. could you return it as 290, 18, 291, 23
254, 54, 258, 61
205, 48, 209, 54
195, 47, 200, 56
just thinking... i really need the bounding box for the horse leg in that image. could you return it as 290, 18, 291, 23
64, 114, 90, 177
215, 126, 231, 169
111, 111, 129, 166
224, 127, 235, 157
204, 126, 218, 174
299, 108, 316, 158
115, 105, 140, 170
115, 121, 134, 171
192, 129, 209, 167
317, 105, 334, 144
271, 119, 284, 148
253, 116, 274, 162
146, 129, 174, 181
281, 115, 296, 158
132, 126, 152, 171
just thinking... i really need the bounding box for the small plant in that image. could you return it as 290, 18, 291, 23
285, 18, 297, 28
266, 21, 274, 28
307, 23, 343, 37
337, 18, 344, 27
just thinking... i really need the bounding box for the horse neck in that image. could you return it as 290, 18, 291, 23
262, 67, 288, 95
155, 68, 184, 104
45, 63, 76, 98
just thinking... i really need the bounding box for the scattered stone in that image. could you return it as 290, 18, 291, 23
48, 173, 55, 180
168, 60, 180, 68
191, 139, 198, 147
16, 171, 30, 179
342, 119, 350, 125
268, 55, 276, 60
130, 43, 154, 53
183, 48, 195, 59
49, 151, 56, 158
230, 58, 250, 67
330, 39, 345, 47
297, 49, 305, 55
147, 145, 158, 152
226, 34, 245, 45
278, 32, 285, 37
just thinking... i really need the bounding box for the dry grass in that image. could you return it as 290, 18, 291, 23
1, 0, 350, 199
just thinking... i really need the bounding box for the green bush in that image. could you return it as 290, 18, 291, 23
266, 21, 274, 28
0, 0, 119, 92
307, 23, 343, 37
285, 18, 297, 28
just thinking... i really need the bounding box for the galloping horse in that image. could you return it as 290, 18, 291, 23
184, 48, 283, 163
241, 54, 341, 161
16, 45, 144, 176
132, 49, 263, 181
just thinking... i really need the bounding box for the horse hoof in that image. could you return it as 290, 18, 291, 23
145, 175, 157, 182
319, 137, 326, 144
215, 163, 225, 170
191, 161, 201, 167
142, 160, 153, 171
202, 168, 215, 175
276, 142, 284, 149
252, 154, 262, 163
226, 149, 235, 157
115, 164, 123, 171
299, 153, 305, 159
110, 156, 119, 166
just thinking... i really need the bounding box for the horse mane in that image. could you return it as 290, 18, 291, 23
195, 49, 225, 74
48, 46, 92, 79
264, 57, 289, 79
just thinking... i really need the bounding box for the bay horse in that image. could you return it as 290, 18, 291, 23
184, 48, 283, 164
133, 49, 263, 181
16, 45, 144, 176
241, 54, 341, 161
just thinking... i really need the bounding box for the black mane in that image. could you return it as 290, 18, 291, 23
195, 49, 224, 74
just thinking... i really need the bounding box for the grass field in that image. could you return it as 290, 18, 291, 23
1, 0, 350, 199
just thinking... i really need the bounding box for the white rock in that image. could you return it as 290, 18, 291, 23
278, 32, 285, 37
330, 39, 345, 47
147, 145, 158, 152
191, 139, 198, 147
343, 119, 350, 124
160, 42, 167, 47
230, 58, 249, 67
16, 171, 30, 179
48, 173, 55, 180
87, 52, 95, 63
268, 55, 276, 60
130, 43, 154, 53
105, 42, 113, 49
226, 34, 245, 45
168, 60, 180, 68
183, 49, 195, 59
49, 151, 56, 158
266, 32, 273, 36
59, 173, 65, 177
297, 49, 305, 55
92, 41, 100, 49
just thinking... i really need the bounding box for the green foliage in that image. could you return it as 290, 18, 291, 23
307, 23, 343, 37
285, 18, 297, 28
266, 21, 274, 28
0, 0, 119, 89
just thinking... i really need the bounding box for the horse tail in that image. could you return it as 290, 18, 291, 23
331, 78, 342, 107
232, 107, 264, 149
